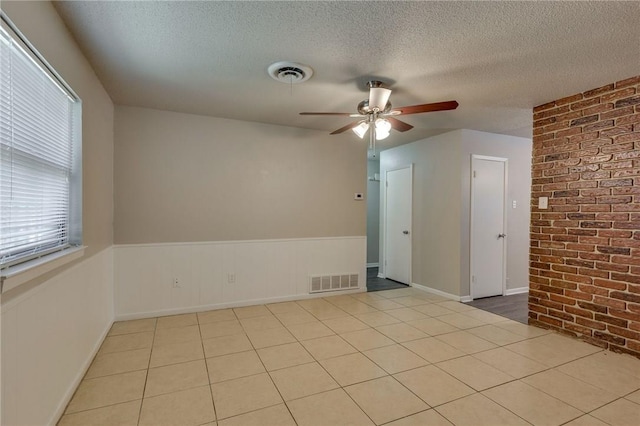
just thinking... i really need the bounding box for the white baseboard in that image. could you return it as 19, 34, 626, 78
51, 318, 113, 425
377, 273, 385, 279
460, 296, 473, 303
115, 288, 365, 321
505, 287, 529, 296
366, 263, 379, 268
410, 283, 462, 301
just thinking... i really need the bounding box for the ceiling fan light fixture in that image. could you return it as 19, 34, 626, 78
369, 87, 392, 111
375, 118, 392, 140
352, 121, 369, 139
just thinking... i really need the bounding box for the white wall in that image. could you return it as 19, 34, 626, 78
114, 238, 366, 319
460, 130, 532, 296
1, 2, 115, 425
380, 129, 531, 299
380, 131, 463, 296
366, 160, 381, 266
1, 249, 114, 426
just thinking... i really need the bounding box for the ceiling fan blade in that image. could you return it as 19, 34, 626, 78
330, 121, 360, 135
369, 87, 392, 111
393, 100, 459, 115
386, 117, 414, 132
299, 112, 353, 116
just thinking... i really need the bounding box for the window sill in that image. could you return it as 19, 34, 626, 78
1, 246, 86, 293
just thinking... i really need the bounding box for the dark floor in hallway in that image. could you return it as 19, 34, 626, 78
366, 267, 408, 292
465, 292, 529, 324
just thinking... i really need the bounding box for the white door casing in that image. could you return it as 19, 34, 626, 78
385, 165, 412, 284
471, 155, 507, 299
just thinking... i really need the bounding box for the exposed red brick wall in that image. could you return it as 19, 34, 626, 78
529, 76, 640, 357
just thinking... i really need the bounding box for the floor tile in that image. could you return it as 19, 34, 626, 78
154, 325, 201, 346
286, 388, 374, 426
472, 347, 547, 379
435, 393, 529, 426
563, 414, 610, 426
322, 316, 370, 334
66, 370, 147, 414
384, 409, 452, 426
145, 359, 209, 397
355, 311, 402, 327
302, 305, 349, 321
233, 304, 272, 319
139, 385, 215, 426
286, 321, 335, 340
202, 333, 253, 358
156, 313, 198, 329
363, 344, 428, 374
411, 304, 456, 317
109, 318, 156, 336
275, 311, 317, 326
505, 336, 596, 367
462, 309, 508, 324
334, 301, 379, 315
376, 288, 415, 299
320, 352, 387, 386
270, 362, 339, 400
391, 296, 432, 307
627, 389, 640, 404
266, 301, 306, 314
522, 369, 618, 412
437, 313, 486, 329
406, 318, 458, 335
257, 341, 314, 371
494, 320, 551, 338
435, 330, 497, 354
402, 337, 465, 363
211, 373, 283, 419
301, 335, 358, 360
206, 350, 265, 383
437, 301, 475, 312
217, 404, 295, 426
99, 331, 154, 355
483, 380, 583, 426
197, 308, 236, 324
245, 326, 296, 349
590, 398, 640, 426
386, 308, 428, 322
557, 351, 640, 397
340, 328, 395, 351
466, 324, 526, 346
86, 348, 151, 379
436, 356, 514, 391
149, 340, 204, 368
345, 376, 428, 424
394, 365, 474, 407
375, 323, 428, 343
199, 320, 244, 339
58, 400, 141, 426
239, 314, 282, 331
363, 299, 405, 311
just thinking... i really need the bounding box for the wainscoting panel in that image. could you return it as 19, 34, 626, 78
1, 248, 114, 426
114, 237, 366, 319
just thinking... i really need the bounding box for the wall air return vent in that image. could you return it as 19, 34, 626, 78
309, 274, 359, 294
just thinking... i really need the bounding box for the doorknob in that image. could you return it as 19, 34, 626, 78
403, 230, 410, 235
498, 233, 506, 239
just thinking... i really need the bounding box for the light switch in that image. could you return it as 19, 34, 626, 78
512, 200, 517, 209
538, 196, 548, 209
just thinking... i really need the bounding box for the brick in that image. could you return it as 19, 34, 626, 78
583, 171, 611, 180
581, 205, 611, 212
538, 315, 563, 328
548, 309, 574, 322
616, 113, 640, 126
570, 115, 598, 127
564, 305, 593, 318
566, 259, 595, 268
599, 178, 634, 187
597, 246, 631, 255
593, 331, 626, 346
610, 309, 640, 323
612, 150, 640, 160
568, 180, 598, 189
610, 290, 640, 303
583, 154, 613, 164
615, 76, 640, 88
615, 96, 640, 108
565, 322, 593, 336
579, 267, 609, 278
576, 317, 606, 330
599, 230, 632, 238
580, 221, 612, 229
566, 289, 593, 301
595, 262, 629, 273
534, 105, 571, 120
593, 278, 627, 290
600, 126, 634, 137
602, 106, 635, 120
534, 101, 557, 113
612, 256, 640, 266
602, 88, 637, 103
595, 313, 628, 327
607, 325, 640, 341
583, 84, 615, 98
612, 169, 640, 178
578, 301, 608, 313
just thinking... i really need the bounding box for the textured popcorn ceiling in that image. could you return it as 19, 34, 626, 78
53, 1, 640, 148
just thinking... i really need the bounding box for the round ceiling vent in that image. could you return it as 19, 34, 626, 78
268, 61, 313, 84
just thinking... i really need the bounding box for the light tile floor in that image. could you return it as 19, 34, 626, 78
59, 288, 640, 426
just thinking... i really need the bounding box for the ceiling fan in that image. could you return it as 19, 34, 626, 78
300, 80, 458, 154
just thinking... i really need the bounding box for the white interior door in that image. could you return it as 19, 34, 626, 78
385, 166, 412, 284
471, 156, 507, 299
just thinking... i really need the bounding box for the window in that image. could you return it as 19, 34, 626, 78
0, 15, 82, 273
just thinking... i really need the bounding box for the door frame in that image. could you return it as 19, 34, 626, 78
469, 155, 508, 300
383, 163, 413, 285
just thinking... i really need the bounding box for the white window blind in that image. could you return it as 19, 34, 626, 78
0, 21, 82, 269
